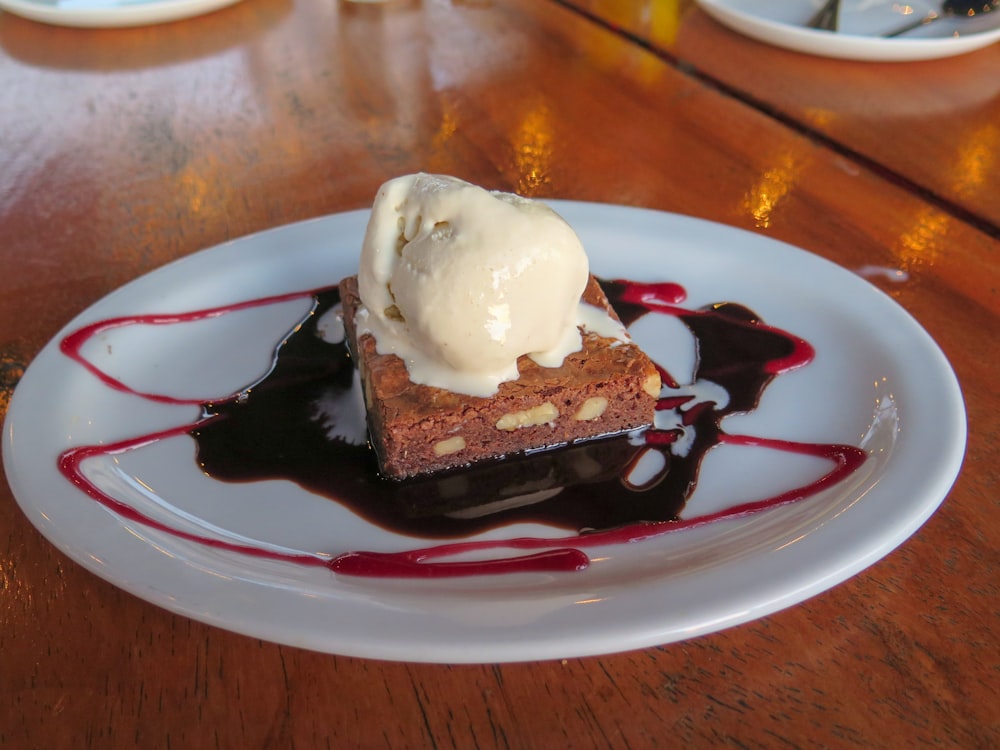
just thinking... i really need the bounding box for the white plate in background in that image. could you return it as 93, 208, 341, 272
0, 0, 242, 27
697, 0, 1000, 61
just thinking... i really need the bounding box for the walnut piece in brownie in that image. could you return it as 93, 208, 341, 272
340, 275, 661, 480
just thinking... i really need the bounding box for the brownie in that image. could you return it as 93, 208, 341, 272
388, 435, 646, 520
339, 275, 661, 480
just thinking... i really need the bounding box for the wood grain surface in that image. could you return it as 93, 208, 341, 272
1, 0, 997, 748
565, 0, 1000, 232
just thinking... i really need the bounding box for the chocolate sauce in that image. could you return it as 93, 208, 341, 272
57, 278, 867, 579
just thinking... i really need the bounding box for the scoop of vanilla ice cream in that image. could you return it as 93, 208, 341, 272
356, 173, 590, 397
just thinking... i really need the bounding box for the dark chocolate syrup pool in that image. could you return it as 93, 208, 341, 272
58, 279, 866, 578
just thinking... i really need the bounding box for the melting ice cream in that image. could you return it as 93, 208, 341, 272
356, 173, 592, 396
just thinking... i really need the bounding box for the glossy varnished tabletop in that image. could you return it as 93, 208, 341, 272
1, 1, 997, 747
565, 0, 1000, 231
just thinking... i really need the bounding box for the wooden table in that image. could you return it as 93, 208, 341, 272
1, 1, 996, 747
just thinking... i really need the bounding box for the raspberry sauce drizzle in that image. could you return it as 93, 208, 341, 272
58, 421, 330, 569
56, 278, 867, 579
59, 291, 316, 406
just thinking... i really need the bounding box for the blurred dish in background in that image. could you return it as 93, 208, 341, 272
697, 0, 1000, 61
0, 0, 244, 28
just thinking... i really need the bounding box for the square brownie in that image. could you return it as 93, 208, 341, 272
339, 275, 661, 480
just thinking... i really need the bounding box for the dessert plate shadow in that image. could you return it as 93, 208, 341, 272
2, 203, 966, 663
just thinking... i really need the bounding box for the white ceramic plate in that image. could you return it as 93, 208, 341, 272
2, 204, 965, 663
0, 0, 242, 27
697, 0, 1000, 61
